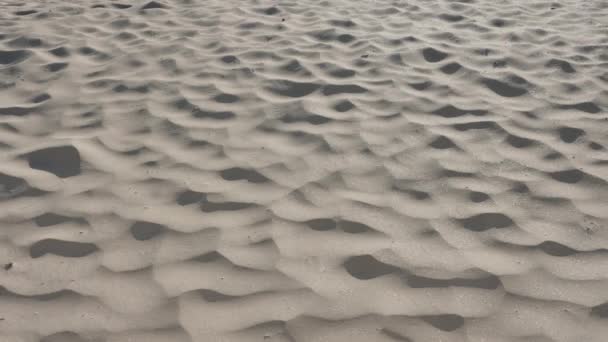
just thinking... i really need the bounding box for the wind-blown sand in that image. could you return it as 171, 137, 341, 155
1, 0, 607, 341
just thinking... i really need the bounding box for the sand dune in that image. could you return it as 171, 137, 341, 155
1, 0, 607, 341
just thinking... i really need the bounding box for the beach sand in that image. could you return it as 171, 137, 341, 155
1, 0, 607, 341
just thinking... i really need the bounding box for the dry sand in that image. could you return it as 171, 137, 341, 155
1, 0, 608, 341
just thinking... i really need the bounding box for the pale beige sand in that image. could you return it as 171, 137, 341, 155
1, 0, 608, 341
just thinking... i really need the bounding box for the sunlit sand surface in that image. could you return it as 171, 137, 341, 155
1, 0, 607, 341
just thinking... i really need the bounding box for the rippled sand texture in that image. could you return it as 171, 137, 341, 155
1, 0, 608, 341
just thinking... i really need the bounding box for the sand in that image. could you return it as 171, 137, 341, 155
0, 0, 607, 341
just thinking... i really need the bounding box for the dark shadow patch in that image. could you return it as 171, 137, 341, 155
15, 10, 37, 15
404, 189, 431, 200
91, 4, 106, 8
0, 50, 31, 65
192, 251, 223, 262
280, 113, 332, 125
432, 105, 486, 118
549, 169, 584, 184
469, 191, 490, 202
453, 121, 498, 131
305, 218, 336, 231
0, 172, 47, 200
546, 59, 575, 73
159, 58, 178, 72
266, 80, 321, 98
409, 81, 433, 91
337, 34, 355, 43
340, 220, 373, 233
4, 262, 12, 270
48, 47, 69, 57
239, 22, 261, 30
421, 315, 464, 331
439, 13, 464, 22
44, 62, 68, 72
333, 100, 355, 112
558, 126, 585, 143
537, 241, 578, 257
429, 136, 457, 149
440, 62, 462, 74
0, 106, 36, 117
34, 213, 85, 227
406, 273, 500, 289
559, 102, 601, 114
422, 47, 448, 63
141, 1, 167, 10
328, 68, 355, 78
442, 169, 475, 178
198, 289, 238, 302
187, 139, 210, 148
26, 145, 81, 178
264, 7, 280, 15
481, 78, 527, 97
321, 84, 367, 96
78, 47, 98, 55
544, 152, 563, 160
493, 60, 507, 68
511, 182, 529, 194
220, 55, 239, 64
0, 123, 18, 133
220, 167, 269, 183
7, 37, 42, 48
176, 190, 206, 205
130, 221, 166, 240
590, 302, 608, 318
343, 254, 400, 280
200, 200, 255, 212
31, 93, 51, 103
380, 113, 401, 121
521, 111, 537, 119
213, 93, 239, 104
0, 286, 16, 296
490, 18, 508, 27
134, 85, 149, 93
112, 84, 129, 93
111, 3, 132, 9
30, 239, 99, 258
116, 32, 137, 41
478, 48, 491, 56
172, 98, 197, 112
389, 53, 403, 65
381, 329, 412, 342
353, 59, 371, 69
457, 213, 514, 231
309, 29, 336, 42
281, 60, 305, 73
0, 172, 30, 199
589, 142, 604, 150
508, 75, 529, 86
506, 134, 536, 148
329, 19, 356, 28
192, 108, 235, 120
